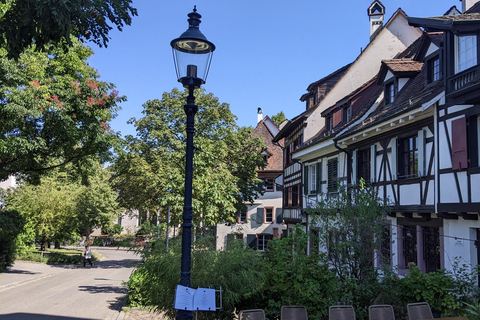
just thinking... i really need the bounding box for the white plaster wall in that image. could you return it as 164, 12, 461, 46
442, 219, 480, 273
423, 180, 435, 205
440, 173, 460, 203
399, 184, 420, 205
471, 173, 480, 202
0, 176, 17, 190
438, 121, 451, 169
304, 13, 422, 140
425, 43, 440, 57
398, 78, 409, 91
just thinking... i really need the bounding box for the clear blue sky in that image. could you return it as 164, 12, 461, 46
88, 0, 461, 137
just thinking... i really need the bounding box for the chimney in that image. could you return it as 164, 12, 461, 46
462, 0, 480, 12
368, 1, 386, 40
257, 107, 263, 124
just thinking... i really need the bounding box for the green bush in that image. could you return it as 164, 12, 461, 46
126, 239, 265, 320
261, 227, 338, 320
398, 265, 470, 316
17, 248, 99, 264
0, 210, 24, 272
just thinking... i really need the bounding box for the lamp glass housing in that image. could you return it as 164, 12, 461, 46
172, 43, 214, 84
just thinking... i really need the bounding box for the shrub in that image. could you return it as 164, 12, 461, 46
0, 210, 24, 272
261, 227, 338, 320
126, 238, 265, 319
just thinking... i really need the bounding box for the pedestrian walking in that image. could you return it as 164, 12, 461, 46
84, 245, 93, 267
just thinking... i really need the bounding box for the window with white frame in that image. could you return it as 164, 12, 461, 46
309, 164, 316, 193
456, 35, 477, 73
385, 82, 395, 104
257, 234, 273, 251
264, 207, 274, 223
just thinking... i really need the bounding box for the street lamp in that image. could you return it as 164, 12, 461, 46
171, 6, 215, 320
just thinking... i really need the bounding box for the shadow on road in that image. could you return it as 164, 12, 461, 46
45, 258, 139, 270
79, 285, 127, 310
4, 269, 40, 275
0, 313, 87, 320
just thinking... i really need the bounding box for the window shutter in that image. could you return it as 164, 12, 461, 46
256, 208, 264, 224
316, 162, 322, 193
304, 165, 309, 195
391, 137, 397, 180
257, 178, 265, 193
452, 117, 468, 170
370, 144, 377, 183
275, 208, 283, 224
226, 233, 234, 249
246, 234, 257, 249
418, 129, 426, 176
352, 149, 358, 185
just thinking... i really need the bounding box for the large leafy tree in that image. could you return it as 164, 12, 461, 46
0, 0, 137, 59
7, 159, 120, 249
113, 88, 265, 226
0, 40, 124, 182
7, 172, 81, 250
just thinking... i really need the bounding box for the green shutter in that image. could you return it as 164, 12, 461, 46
316, 162, 322, 193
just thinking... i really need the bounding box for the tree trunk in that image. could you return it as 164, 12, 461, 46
54, 241, 60, 249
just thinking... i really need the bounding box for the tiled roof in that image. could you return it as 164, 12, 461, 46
430, 13, 480, 21
253, 117, 283, 172
339, 68, 443, 140
382, 59, 424, 74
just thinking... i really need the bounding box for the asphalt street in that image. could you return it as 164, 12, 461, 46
0, 247, 140, 320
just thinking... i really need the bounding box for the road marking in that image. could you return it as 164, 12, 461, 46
0, 273, 53, 291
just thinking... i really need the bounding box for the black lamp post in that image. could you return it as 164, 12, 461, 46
171, 6, 215, 320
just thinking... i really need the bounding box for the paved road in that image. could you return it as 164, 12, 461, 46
0, 247, 140, 320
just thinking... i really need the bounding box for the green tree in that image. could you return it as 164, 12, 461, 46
0, 209, 24, 272
112, 88, 265, 226
7, 172, 81, 250
271, 111, 286, 127
0, 0, 137, 59
74, 160, 121, 238
306, 180, 391, 319
0, 40, 124, 182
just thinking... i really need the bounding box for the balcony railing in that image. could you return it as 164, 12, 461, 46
447, 65, 480, 97
283, 208, 303, 223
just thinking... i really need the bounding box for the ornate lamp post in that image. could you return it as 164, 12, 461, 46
171, 6, 215, 320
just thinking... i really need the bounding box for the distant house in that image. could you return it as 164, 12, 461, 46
216, 109, 286, 251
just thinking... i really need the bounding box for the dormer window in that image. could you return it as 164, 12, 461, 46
456, 35, 477, 73
427, 56, 440, 83
327, 116, 333, 131
385, 81, 395, 104
342, 106, 352, 123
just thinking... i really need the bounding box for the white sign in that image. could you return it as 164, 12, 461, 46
174, 285, 216, 312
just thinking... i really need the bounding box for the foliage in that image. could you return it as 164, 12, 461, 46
398, 264, 479, 316
271, 111, 286, 127
112, 88, 265, 226
136, 222, 152, 236
6, 172, 81, 250
73, 160, 121, 237
0, 0, 137, 59
17, 248, 99, 264
306, 179, 391, 318
126, 238, 265, 320
462, 299, 480, 320
0, 209, 24, 272
261, 226, 338, 320
0, 39, 124, 182
102, 223, 123, 235
6, 161, 120, 249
